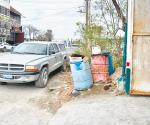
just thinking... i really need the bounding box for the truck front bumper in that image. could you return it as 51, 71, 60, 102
0, 72, 40, 83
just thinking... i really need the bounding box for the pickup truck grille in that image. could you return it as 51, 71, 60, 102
0, 63, 24, 71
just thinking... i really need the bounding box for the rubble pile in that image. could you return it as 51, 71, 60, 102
110, 67, 122, 85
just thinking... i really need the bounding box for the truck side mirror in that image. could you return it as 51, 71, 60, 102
49, 51, 55, 55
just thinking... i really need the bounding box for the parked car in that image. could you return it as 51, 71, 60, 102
0, 41, 64, 88
0, 42, 13, 52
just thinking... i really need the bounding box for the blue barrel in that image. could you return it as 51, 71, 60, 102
70, 60, 93, 90
108, 53, 114, 75
102, 52, 114, 75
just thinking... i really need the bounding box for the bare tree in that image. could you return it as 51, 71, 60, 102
45, 30, 53, 41
36, 30, 53, 41
36, 31, 47, 41
23, 25, 39, 40
93, 0, 127, 67
111, 0, 126, 29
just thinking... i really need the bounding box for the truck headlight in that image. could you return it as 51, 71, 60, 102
25, 65, 39, 72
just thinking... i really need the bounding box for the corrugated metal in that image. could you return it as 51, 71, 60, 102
92, 65, 108, 74
128, 0, 150, 95
133, 0, 150, 34
92, 74, 109, 83
132, 36, 150, 93
91, 55, 108, 65
91, 55, 109, 83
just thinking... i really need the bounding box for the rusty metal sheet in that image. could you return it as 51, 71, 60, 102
133, 0, 150, 33
91, 55, 108, 65
132, 36, 150, 93
92, 65, 108, 74
92, 73, 109, 83
91, 55, 110, 83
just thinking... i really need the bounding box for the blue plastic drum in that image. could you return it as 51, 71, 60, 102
70, 60, 93, 90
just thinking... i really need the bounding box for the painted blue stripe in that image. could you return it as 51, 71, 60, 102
125, 68, 130, 95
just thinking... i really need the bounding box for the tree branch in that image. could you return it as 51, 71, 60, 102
111, 0, 126, 28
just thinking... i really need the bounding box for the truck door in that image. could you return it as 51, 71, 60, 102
52, 43, 63, 68
48, 44, 57, 72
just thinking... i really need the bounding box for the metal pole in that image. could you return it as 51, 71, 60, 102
122, 23, 127, 79
122, 0, 128, 79
85, 0, 91, 51
85, 0, 91, 27
85, 0, 89, 27
14, 31, 15, 44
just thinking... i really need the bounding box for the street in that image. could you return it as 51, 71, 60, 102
0, 82, 53, 125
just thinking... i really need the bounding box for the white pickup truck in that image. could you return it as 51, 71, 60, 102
0, 41, 64, 88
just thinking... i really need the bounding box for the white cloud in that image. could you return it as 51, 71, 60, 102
11, 0, 84, 40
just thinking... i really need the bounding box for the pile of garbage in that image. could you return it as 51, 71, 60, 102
110, 67, 125, 95
69, 46, 116, 96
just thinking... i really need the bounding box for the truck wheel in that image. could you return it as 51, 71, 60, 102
35, 67, 48, 88
3, 47, 6, 52
61, 62, 67, 72
61, 57, 69, 72
0, 82, 8, 85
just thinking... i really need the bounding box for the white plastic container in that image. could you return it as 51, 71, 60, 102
92, 46, 101, 55
69, 57, 82, 63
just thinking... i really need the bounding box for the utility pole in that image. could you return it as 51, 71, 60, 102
85, 0, 91, 51
78, 0, 91, 50
85, 0, 91, 28
29, 24, 31, 41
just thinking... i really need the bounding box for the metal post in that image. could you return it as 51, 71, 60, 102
85, 0, 89, 27
122, 23, 127, 79
85, 0, 91, 51
13, 31, 15, 44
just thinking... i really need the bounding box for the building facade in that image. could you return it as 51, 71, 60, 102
10, 6, 24, 44
0, 0, 10, 42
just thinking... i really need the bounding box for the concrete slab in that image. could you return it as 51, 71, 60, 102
50, 95, 150, 125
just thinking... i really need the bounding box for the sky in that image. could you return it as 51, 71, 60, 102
11, 0, 84, 40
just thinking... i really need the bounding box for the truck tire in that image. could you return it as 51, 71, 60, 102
35, 67, 48, 88
3, 47, 6, 52
0, 82, 8, 85
61, 57, 69, 72
60, 62, 67, 72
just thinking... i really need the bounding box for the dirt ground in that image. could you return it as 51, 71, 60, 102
47, 68, 150, 125
47, 68, 121, 114
0, 52, 117, 125
0, 83, 53, 125
47, 69, 118, 113
0, 67, 117, 125
0, 61, 149, 125
50, 95, 150, 125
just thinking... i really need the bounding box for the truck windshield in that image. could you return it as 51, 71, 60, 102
13, 43, 47, 55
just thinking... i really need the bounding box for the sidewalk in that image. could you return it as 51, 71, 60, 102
49, 95, 150, 125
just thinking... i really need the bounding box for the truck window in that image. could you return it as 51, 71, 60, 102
52, 43, 59, 53
49, 44, 55, 54
59, 44, 65, 51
